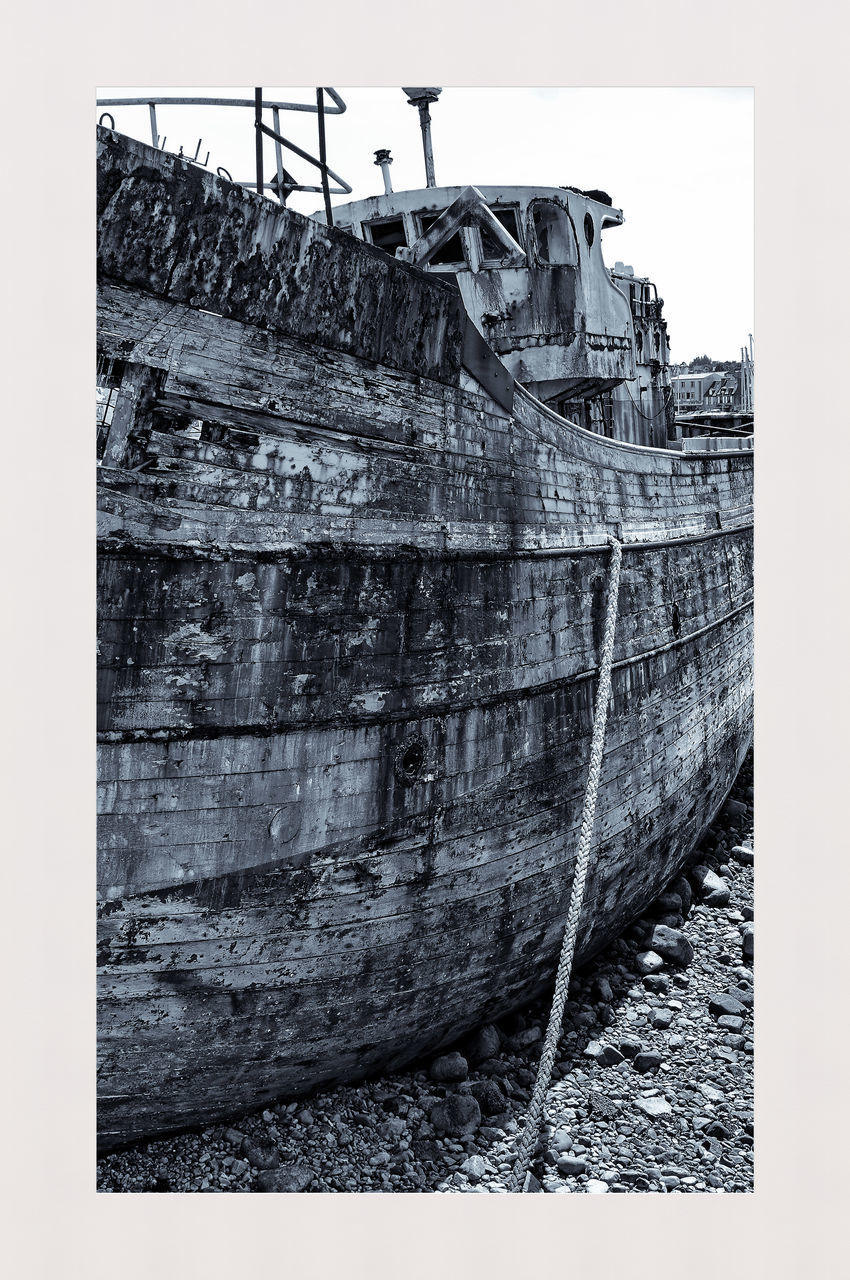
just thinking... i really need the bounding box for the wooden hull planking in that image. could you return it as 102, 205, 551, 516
96, 130, 753, 1149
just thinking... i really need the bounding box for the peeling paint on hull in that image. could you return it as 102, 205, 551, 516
96, 130, 753, 1150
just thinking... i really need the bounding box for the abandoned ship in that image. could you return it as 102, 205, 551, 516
96, 89, 753, 1150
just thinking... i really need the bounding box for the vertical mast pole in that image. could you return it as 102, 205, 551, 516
254, 87, 264, 195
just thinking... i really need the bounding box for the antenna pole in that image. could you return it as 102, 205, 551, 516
403, 88, 442, 188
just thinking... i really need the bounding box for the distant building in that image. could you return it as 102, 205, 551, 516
673, 371, 744, 413
705, 374, 738, 410
672, 372, 721, 410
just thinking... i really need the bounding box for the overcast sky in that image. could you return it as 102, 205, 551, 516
98, 87, 753, 363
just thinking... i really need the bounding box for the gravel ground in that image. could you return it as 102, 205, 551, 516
98, 751, 754, 1194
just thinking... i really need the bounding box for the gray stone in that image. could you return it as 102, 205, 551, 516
542, 1177, 568, 1194
635, 1096, 672, 1118
256, 1163, 313, 1192
430, 1094, 481, 1136
597, 1043, 625, 1067
731, 844, 754, 865
643, 974, 669, 994
429, 1051, 469, 1083
552, 1128, 573, 1153
699, 868, 732, 907
378, 1116, 408, 1139
650, 925, 694, 967
656, 913, 684, 929
618, 1037, 643, 1059
507, 1026, 542, 1052
689, 862, 712, 889
241, 1137, 280, 1171
705, 1120, 732, 1140
463, 1023, 501, 1064
593, 976, 614, 1003
655, 891, 683, 915
717, 1015, 745, 1032
460, 1154, 486, 1184
585, 1178, 609, 1193
651, 1008, 674, 1030
742, 924, 754, 963
633, 1051, 663, 1074
636, 950, 665, 975
709, 993, 746, 1019
671, 876, 693, 915
469, 1078, 506, 1116
556, 1154, 587, 1175
724, 797, 748, 819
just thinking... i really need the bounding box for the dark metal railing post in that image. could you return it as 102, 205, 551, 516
272, 106, 286, 204
254, 87, 264, 194
316, 88, 334, 226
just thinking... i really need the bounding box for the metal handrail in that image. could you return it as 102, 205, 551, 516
95, 89, 351, 214
96, 91, 346, 114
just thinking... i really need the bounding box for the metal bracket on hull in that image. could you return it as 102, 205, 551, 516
462, 320, 515, 414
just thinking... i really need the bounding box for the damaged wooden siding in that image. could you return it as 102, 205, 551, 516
97, 128, 467, 388
96, 130, 753, 1149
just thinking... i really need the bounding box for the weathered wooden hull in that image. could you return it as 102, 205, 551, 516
96, 130, 753, 1149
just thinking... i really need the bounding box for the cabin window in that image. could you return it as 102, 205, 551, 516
479, 206, 522, 260
417, 212, 465, 266
584, 212, 595, 247
530, 200, 578, 265
364, 216, 408, 257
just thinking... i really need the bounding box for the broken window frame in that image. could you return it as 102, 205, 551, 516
362, 214, 410, 258
476, 204, 524, 265
414, 210, 467, 268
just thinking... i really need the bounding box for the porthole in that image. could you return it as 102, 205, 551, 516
394, 733, 428, 786
584, 211, 595, 247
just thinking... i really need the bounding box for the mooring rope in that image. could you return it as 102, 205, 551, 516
509, 534, 623, 1192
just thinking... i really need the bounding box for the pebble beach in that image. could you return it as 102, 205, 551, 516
98, 751, 754, 1195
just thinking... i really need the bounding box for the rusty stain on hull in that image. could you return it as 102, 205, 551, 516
96, 129, 753, 1150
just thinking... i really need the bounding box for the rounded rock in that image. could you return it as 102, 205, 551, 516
650, 925, 694, 968
429, 1051, 469, 1083
429, 1094, 481, 1136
